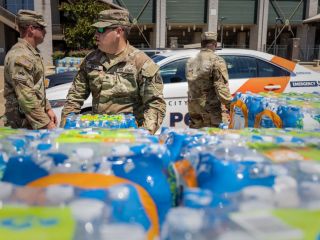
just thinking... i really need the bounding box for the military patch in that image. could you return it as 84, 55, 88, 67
141, 60, 159, 78
15, 56, 33, 71
87, 62, 103, 71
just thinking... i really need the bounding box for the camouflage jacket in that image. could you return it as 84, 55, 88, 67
186, 48, 232, 128
4, 38, 51, 129
61, 43, 166, 134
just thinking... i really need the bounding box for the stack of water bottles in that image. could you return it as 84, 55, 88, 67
64, 113, 138, 129
0, 127, 174, 240
229, 92, 320, 130
55, 57, 83, 74
0, 182, 149, 240
160, 127, 320, 240
1, 124, 320, 239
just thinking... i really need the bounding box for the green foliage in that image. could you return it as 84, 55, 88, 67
68, 49, 91, 58
52, 50, 65, 62
60, 0, 108, 49
52, 49, 91, 61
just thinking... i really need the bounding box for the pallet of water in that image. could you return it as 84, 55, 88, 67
229, 92, 320, 130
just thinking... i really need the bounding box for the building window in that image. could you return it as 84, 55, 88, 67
4, 0, 34, 14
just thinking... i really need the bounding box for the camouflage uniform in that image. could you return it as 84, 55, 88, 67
186, 32, 232, 129
4, 10, 51, 129
61, 10, 166, 134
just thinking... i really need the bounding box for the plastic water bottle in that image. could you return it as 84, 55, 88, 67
0, 136, 27, 155
107, 184, 153, 231
247, 94, 264, 128
301, 108, 320, 130
196, 148, 275, 194
216, 231, 257, 240
50, 141, 115, 174
162, 207, 207, 240
0, 182, 14, 202
295, 161, 320, 208
69, 198, 110, 240
0, 150, 8, 180
99, 223, 146, 240
75, 147, 95, 172
45, 185, 75, 205
64, 113, 78, 129
33, 143, 55, 171
182, 188, 214, 209
273, 175, 300, 208
2, 154, 49, 185
260, 101, 279, 128
238, 186, 275, 211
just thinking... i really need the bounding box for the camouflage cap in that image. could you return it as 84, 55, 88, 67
201, 32, 217, 41
17, 9, 47, 27
92, 9, 131, 28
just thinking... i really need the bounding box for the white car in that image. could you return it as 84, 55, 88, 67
47, 49, 320, 128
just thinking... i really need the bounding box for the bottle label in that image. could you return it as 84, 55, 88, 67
56, 129, 136, 143
0, 206, 75, 240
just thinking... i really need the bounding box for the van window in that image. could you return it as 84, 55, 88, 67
159, 58, 188, 84
257, 59, 290, 77
221, 55, 290, 79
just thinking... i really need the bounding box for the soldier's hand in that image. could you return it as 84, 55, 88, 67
45, 121, 56, 130
47, 109, 58, 126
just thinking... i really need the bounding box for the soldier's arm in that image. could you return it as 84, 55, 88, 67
60, 62, 90, 127
10, 56, 51, 129
212, 58, 233, 109
138, 59, 166, 134
45, 98, 51, 111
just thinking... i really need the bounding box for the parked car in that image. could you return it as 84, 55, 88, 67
140, 48, 172, 57
46, 71, 77, 88
47, 48, 320, 128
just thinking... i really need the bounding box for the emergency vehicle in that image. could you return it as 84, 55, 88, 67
47, 49, 320, 128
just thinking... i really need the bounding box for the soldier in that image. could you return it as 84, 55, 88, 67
4, 10, 57, 129
186, 32, 232, 128
60, 9, 166, 134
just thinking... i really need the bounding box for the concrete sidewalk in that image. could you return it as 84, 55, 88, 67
304, 65, 320, 72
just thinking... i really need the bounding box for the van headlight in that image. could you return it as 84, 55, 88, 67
49, 99, 66, 108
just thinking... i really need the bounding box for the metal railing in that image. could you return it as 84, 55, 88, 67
299, 46, 320, 61
266, 45, 288, 59
267, 45, 320, 61
223, 44, 249, 49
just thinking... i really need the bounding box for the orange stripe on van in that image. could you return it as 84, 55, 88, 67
28, 173, 159, 240
236, 77, 290, 94
271, 56, 296, 72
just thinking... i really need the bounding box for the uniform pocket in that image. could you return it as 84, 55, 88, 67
111, 70, 137, 96
88, 70, 104, 94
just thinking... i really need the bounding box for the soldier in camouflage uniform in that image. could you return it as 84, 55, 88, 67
61, 9, 166, 134
4, 10, 57, 129
186, 32, 232, 128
